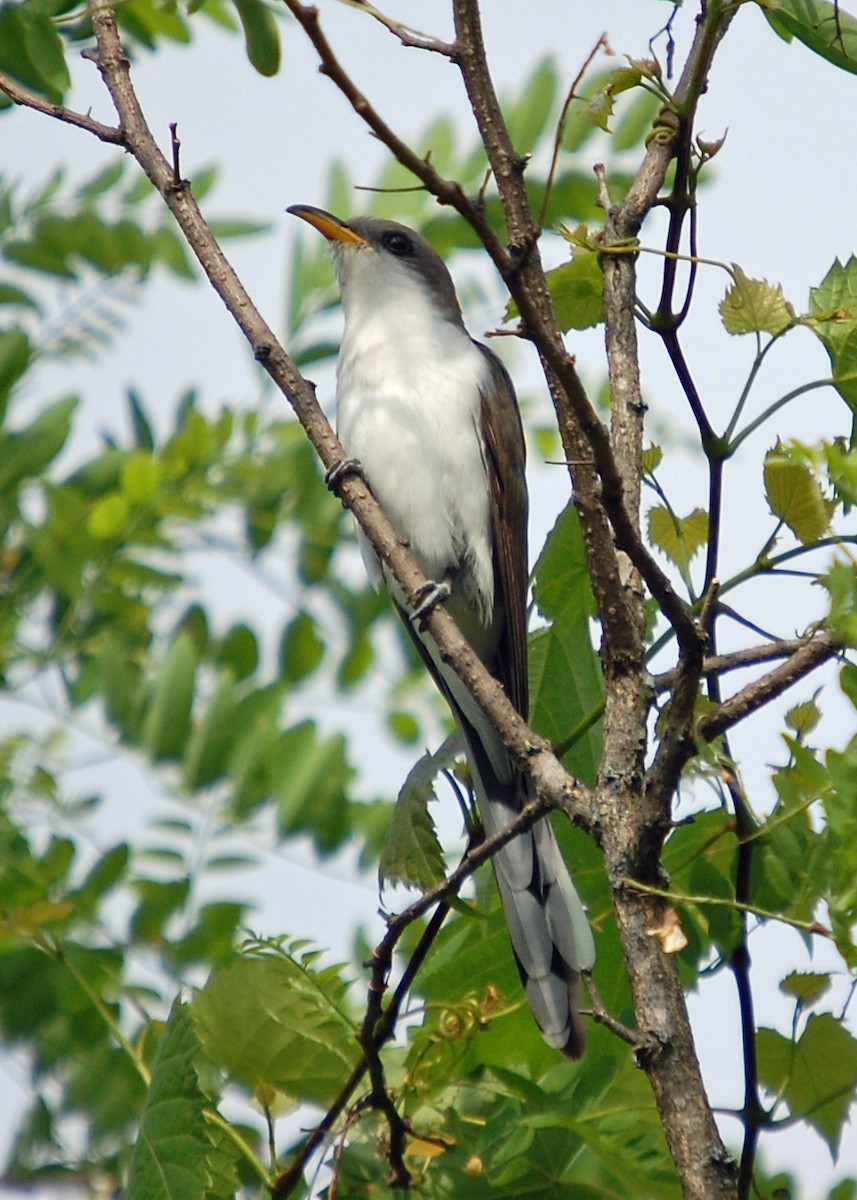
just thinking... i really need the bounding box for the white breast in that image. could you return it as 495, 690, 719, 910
335, 261, 495, 619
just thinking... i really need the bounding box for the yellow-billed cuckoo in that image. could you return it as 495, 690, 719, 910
288, 205, 595, 1057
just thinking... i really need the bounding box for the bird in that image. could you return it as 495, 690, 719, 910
288, 205, 595, 1057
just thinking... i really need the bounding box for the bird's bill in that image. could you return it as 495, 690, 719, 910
287, 205, 367, 245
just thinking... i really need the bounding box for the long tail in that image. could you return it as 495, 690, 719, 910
465, 717, 595, 1058
393, 596, 595, 1055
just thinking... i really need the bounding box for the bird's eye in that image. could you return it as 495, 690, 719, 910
382, 230, 415, 257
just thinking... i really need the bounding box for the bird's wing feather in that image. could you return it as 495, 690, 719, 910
474, 343, 530, 720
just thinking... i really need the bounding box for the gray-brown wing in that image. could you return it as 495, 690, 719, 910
475, 343, 529, 722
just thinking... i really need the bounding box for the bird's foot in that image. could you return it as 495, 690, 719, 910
410, 580, 451, 627
325, 456, 364, 492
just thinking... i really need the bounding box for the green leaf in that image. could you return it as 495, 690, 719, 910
271, 722, 352, 853
540, 252, 603, 331
785, 695, 822, 737
0, 327, 32, 420
0, 284, 38, 310
758, 0, 857, 74
612, 86, 663, 152
807, 256, 857, 410
756, 1015, 857, 1154
127, 388, 156, 451
194, 952, 359, 1105
647, 505, 708, 571
126, 1001, 211, 1200
504, 57, 558, 153
182, 672, 238, 790
642, 443, 663, 475
529, 503, 603, 783
0, 395, 76, 489
121, 451, 162, 502
77, 160, 126, 199
378, 735, 457, 890
279, 611, 324, 683
719, 265, 795, 335
532, 502, 596, 621
142, 634, 198, 760
0, 2, 70, 103
218, 623, 258, 679
231, 0, 281, 76
764, 442, 832, 543
87, 492, 130, 540
779, 971, 832, 1006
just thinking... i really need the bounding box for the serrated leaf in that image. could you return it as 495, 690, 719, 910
194, 954, 358, 1105
647, 505, 708, 571
642, 443, 663, 475
757, 1015, 857, 1154
785, 695, 822, 737
126, 1001, 211, 1200
764, 443, 831, 543
378, 736, 458, 890
542, 253, 604, 331
779, 971, 832, 1006
719, 265, 795, 335
807, 256, 857, 410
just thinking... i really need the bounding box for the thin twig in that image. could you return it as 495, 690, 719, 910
698, 632, 842, 742
651, 634, 842, 693
0, 68, 123, 142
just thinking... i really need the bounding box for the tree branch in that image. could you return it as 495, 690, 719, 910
698, 630, 842, 743
0, 69, 124, 142
651, 635, 836, 693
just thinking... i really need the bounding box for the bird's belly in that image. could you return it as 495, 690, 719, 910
336, 349, 495, 614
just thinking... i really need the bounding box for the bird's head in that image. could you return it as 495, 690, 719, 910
288, 205, 463, 327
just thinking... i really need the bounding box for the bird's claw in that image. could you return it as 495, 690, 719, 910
325, 456, 364, 492
410, 580, 451, 627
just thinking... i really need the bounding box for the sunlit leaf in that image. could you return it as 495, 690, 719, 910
378, 735, 457, 890
719, 265, 795, 335
757, 1016, 857, 1155
194, 952, 358, 1105
126, 1002, 211, 1200
764, 442, 832, 543
647, 505, 708, 570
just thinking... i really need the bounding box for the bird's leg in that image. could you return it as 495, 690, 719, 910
410, 579, 451, 628
325, 456, 365, 492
